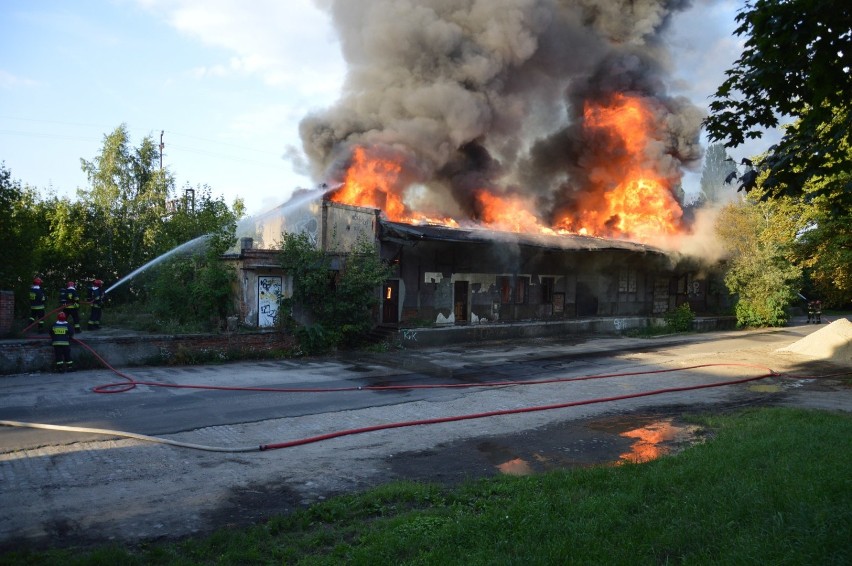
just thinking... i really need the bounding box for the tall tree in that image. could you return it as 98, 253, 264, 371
79, 124, 174, 280
716, 185, 810, 327
704, 0, 852, 203
0, 164, 43, 296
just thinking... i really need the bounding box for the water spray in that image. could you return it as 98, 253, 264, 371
104, 234, 213, 296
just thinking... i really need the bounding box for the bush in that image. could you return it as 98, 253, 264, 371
664, 303, 694, 332
280, 232, 392, 354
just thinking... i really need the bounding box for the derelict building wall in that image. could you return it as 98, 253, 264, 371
386, 238, 671, 325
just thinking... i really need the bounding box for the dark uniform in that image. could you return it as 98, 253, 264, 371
807, 300, 822, 324
62, 282, 82, 332
28, 278, 46, 332
50, 315, 74, 372
87, 280, 104, 330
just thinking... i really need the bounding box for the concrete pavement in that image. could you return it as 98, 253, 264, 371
1, 318, 849, 550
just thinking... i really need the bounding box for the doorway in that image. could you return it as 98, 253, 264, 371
382, 280, 399, 324
454, 281, 469, 324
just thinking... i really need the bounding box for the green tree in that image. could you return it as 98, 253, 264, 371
0, 163, 48, 313
79, 124, 173, 281
716, 185, 809, 327
159, 183, 245, 253
279, 232, 391, 352
146, 230, 237, 331
704, 0, 852, 202
794, 172, 852, 308
0, 163, 33, 289
143, 187, 243, 330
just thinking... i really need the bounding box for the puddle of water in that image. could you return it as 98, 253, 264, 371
495, 453, 550, 476
618, 419, 702, 464
485, 416, 705, 477
497, 458, 534, 476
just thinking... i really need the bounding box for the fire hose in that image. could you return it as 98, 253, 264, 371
2, 335, 787, 452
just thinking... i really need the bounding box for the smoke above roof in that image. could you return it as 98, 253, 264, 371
300, 0, 704, 240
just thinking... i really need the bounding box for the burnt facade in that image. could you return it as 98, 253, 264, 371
230, 200, 728, 329
377, 221, 684, 327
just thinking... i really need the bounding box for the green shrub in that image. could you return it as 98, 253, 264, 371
664, 303, 694, 332
280, 232, 392, 354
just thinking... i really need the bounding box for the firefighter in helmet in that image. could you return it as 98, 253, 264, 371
87, 279, 104, 330
28, 277, 46, 332
807, 300, 822, 324
62, 281, 82, 332
50, 311, 74, 372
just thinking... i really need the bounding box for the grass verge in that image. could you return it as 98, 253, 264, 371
2, 407, 850, 565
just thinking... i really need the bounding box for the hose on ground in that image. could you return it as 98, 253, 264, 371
2, 361, 778, 452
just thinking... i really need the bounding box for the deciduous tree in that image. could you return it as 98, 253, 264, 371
79, 124, 173, 280
716, 185, 810, 327
704, 0, 852, 203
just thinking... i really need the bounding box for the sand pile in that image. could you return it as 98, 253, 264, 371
776, 318, 852, 366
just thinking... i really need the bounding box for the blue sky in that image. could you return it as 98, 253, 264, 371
1, 0, 771, 215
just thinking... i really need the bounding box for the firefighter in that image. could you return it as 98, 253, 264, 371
50, 312, 74, 372
87, 279, 104, 330
62, 281, 82, 332
28, 277, 46, 332
807, 300, 823, 324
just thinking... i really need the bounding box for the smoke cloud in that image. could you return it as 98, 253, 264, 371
300, 0, 704, 228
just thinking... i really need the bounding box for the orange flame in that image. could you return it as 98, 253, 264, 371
330, 146, 408, 221
555, 93, 683, 240
476, 191, 551, 234
331, 93, 684, 243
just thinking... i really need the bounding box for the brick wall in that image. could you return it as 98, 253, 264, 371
0, 291, 14, 337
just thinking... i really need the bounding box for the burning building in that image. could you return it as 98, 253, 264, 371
227, 0, 732, 332
229, 198, 729, 332
298, 0, 704, 248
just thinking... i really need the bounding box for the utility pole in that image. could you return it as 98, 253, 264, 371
159, 130, 165, 171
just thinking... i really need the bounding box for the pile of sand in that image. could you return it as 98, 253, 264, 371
776, 318, 852, 366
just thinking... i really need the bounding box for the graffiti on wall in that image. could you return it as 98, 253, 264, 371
258, 276, 282, 328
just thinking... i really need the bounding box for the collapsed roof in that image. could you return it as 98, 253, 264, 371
379, 220, 666, 255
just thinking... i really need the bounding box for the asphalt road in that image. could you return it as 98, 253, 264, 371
1, 319, 850, 551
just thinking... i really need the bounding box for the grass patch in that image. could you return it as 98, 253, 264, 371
2, 407, 850, 565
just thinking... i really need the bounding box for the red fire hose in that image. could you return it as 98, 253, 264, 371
0, 338, 777, 452
14, 332, 849, 453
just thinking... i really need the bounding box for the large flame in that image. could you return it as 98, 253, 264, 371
330, 146, 407, 221
554, 94, 684, 240
330, 93, 684, 243
475, 190, 552, 234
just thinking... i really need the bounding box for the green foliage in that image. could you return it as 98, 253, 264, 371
794, 168, 852, 308
705, 0, 852, 202
0, 164, 41, 299
145, 223, 238, 331
10, 408, 851, 564
2, 126, 245, 331
79, 124, 174, 282
279, 232, 392, 353
663, 303, 694, 332
717, 188, 807, 327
